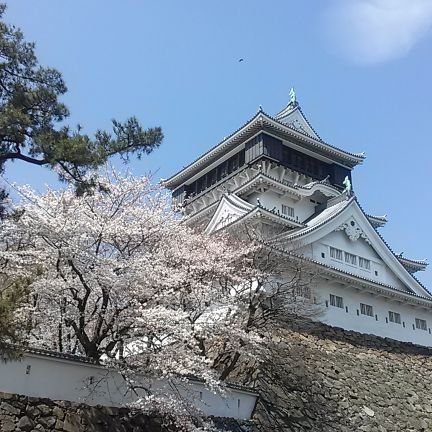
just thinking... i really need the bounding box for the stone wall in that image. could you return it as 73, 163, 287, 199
0, 392, 175, 432
3, 320, 432, 431
0, 392, 248, 432
251, 319, 432, 432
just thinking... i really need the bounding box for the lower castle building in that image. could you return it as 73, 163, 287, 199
164, 92, 431, 347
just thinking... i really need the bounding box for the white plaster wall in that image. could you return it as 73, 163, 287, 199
245, 191, 316, 223
312, 231, 406, 291
314, 280, 432, 346
0, 354, 257, 420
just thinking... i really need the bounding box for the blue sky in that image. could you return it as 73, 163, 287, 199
3, 1, 432, 286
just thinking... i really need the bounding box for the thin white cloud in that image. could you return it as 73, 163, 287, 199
322, 0, 432, 64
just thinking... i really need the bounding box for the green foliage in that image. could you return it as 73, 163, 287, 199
0, 3, 163, 191
0, 279, 26, 356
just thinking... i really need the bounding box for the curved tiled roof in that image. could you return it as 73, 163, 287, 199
184, 164, 250, 206
164, 112, 263, 188
164, 110, 365, 189
184, 201, 218, 224
354, 199, 431, 296
283, 251, 432, 305
296, 105, 324, 142
366, 214, 388, 222
212, 204, 304, 234
269, 196, 354, 243
185, 165, 341, 213
14, 345, 98, 364
262, 113, 365, 162
397, 256, 428, 266
397, 255, 428, 273
366, 213, 388, 228
236, 172, 341, 200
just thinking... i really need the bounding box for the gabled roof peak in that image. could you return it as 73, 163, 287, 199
274, 92, 322, 141
269, 196, 431, 299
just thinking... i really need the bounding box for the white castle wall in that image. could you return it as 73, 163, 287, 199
296, 229, 432, 346
245, 191, 316, 222
246, 192, 432, 347
315, 281, 432, 346
311, 231, 406, 290
0, 353, 257, 420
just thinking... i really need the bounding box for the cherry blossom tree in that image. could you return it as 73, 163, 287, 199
0, 172, 319, 429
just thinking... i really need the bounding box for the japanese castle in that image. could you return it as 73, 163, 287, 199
164, 92, 431, 346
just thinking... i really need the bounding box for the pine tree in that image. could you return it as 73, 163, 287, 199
0, 3, 163, 195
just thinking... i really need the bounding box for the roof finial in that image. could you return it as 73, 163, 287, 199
289, 87, 296, 105
258, 104, 263, 112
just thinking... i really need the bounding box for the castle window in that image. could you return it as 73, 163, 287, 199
282, 146, 291, 164
329, 294, 344, 308
359, 257, 371, 270
388, 311, 401, 324
344, 252, 357, 265
415, 318, 427, 331
196, 177, 205, 194
360, 303, 373, 317
208, 169, 217, 186
293, 154, 303, 169
330, 247, 343, 261
228, 154, 239, 173
219, 162, 228, 179
281, 205, 295, 218
295, 285, 311, 299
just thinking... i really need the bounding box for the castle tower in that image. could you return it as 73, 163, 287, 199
164, 93, 431, 346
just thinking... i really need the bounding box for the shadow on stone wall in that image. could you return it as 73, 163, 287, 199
0, 392, 250, 432
249, 318, 432, 432
0, 393, 173, 432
